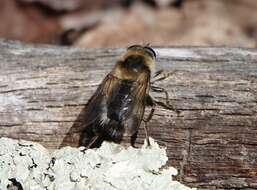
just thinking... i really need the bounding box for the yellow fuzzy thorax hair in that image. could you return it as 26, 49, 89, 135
111, 47, 156, 81
119, 49, 155, 72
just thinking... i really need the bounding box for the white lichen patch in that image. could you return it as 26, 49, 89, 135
0, 137, 196, 190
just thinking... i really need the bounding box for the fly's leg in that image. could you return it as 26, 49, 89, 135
81, 135, 99, 152
150, 70, 180, 114
87, 135, 99, 148
153, 69, 164, 78
146, 95, 176, 148
142, 95, 156, 147
151, 70, 180, 114
151, 70, 177, 84
145, 95, 155, 122
130, 132, 138, 148
150, 85, 180, 115
143, 122, 150, 146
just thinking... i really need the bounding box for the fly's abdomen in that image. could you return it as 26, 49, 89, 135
108, 80, 134, 122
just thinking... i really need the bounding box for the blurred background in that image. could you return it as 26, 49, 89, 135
0, 0, 257, 48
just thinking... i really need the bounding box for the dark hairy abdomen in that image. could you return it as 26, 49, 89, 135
108, 80, 134, 123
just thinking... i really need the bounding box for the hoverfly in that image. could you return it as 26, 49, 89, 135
80, 45, 178, 148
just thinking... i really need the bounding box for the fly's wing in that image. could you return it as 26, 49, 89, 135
80, 74, 118, 146
83, 74, 117, 126
125, 72, 150, 137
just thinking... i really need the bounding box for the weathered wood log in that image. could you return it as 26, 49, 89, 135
0, 39, 257, 189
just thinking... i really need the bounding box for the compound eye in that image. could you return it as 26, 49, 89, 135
144, 46, 156, 59
127, 45, 142, 50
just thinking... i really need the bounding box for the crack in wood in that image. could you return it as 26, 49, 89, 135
180, 129, 192, 182
0, 87, 48, 94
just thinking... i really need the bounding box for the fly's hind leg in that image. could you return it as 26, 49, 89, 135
130, 131, 138, 148
145, 95, 156, 122
145, 95, 175, 148
142, 95, 156, 147
143, 122, 150, 146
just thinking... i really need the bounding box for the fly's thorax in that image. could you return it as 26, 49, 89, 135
112, 54, 154, 81
121, 50, 155, 72
125, 45, 156, 72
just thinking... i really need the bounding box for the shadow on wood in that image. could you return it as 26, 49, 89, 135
59, 103, 105, 149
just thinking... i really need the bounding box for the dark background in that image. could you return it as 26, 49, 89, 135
0, 0, 257, 48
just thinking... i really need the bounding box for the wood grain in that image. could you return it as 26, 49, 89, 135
0, 39, 257, 189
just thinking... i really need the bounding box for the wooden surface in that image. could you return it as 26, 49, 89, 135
0, 39, 257, 189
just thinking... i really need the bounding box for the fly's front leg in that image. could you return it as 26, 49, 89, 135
151, 70, 177, 84
153, 69, 164, 78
